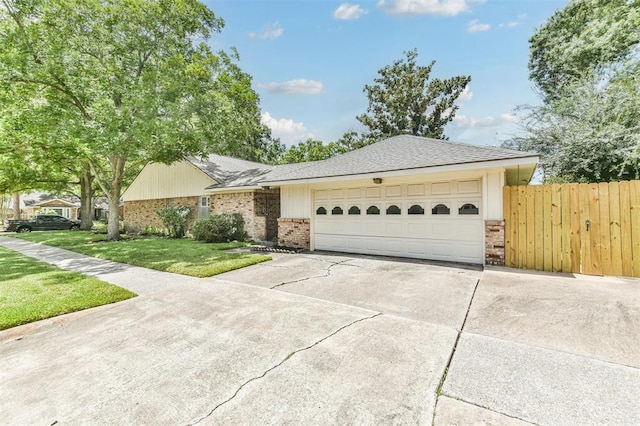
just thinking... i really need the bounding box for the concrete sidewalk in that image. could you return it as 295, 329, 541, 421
0, 236, 197, 294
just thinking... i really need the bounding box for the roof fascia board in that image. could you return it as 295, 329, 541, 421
262, 156, 539, 186
205, 186, 262, 193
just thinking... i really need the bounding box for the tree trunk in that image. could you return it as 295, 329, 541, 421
79, 168, 94, 230
12, 193, 20, 219
105, 156, 125, 241
106, 183, 121, 241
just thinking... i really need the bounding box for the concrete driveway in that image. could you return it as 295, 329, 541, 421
1, 239, 638, 425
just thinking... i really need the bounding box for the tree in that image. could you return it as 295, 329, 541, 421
529, 0, 640, 101
511, 0, 640, 183
279, 139, 341, 164
356, 49, 470, 141
0, 0, 263, 240
504, 66, 640, 183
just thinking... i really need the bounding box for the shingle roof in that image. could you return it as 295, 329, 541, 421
188, 135, 537, 189
261, 135, 537, 183
187, 154, 274, 189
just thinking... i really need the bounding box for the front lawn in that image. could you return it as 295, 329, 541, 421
0, 246, 136, 330
10, 231, 271, 277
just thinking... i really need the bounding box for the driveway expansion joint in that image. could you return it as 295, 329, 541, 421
270, 259, 351, 289
187, 311, 383, 425
432, 277, 481, 426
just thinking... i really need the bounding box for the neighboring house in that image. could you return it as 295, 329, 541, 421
123, 135, 539, 265
25, 198, 79, 220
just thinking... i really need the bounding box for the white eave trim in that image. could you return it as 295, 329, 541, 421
260, 156, 539, 186
205, 185, 263, 193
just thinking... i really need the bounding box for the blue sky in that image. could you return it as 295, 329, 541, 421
205, 0, 567, 147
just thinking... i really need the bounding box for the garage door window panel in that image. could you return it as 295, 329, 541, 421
386, 205, 401, 215
316, 207, 327, 215
331, 206, 344, 215
366, 205, 380, 215
348, 206, 361, 215
431, 203, 450, 215
458, 203, 479, 215
408, 204, 425, 215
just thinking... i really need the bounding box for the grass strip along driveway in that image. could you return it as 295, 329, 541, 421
10, 231, 271, 278
0, 246, 136, 330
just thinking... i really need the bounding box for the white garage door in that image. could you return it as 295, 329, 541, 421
313, 179, 483, 264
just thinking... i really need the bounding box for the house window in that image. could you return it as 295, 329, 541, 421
331, 206, 343, 215
459, 203, 479, 215
45, 207, 71, 218
408, 204, 424, 215
366, 206, 380, 215
348, 206, 361, 215
432, 204, 450, 215
316, 207, 327, 215
386, 205, 401, 215
198, 196, 211, 218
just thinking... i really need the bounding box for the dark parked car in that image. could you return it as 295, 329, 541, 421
3, 215, 81, 233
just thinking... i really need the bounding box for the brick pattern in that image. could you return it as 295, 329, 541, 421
209, 188, 281, 241
278, 218, 310, 249
485, 219, 505, 266
124, 197, 198, 233
124, 189, 281, 241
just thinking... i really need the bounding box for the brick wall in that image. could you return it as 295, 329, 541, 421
485, 219, 505, 266
278, 218, 310, 249
210, 191, 259, 240
211, 188, 280, 241
124, 196, 198, 233
124, 188, 282, 241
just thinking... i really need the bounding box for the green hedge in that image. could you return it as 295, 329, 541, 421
192, 213, 246, 243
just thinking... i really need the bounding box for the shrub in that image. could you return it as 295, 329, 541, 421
192, 213, 246, 243
156, 206, 191, 238
92, 221, 107, 234
141, 225, 165, 236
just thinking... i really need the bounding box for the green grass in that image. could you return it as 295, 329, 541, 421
10, 231, 271, 278
0, 246, 136, 330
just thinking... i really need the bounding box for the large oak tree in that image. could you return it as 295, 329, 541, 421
0, 0, 263, 240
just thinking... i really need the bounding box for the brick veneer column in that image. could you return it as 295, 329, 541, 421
278, 218, 310, 249
485, 219, 505, 266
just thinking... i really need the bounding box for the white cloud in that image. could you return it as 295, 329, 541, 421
249, 22, 283, 40
257, 79, 324, 95
261, 112, 312, 144
333, 3, 368, 20
498, 21, 519, 28
377, 0, 485, 16
459, 86, 473, 101
452, 112, 520, 129
467, 19, 490, 33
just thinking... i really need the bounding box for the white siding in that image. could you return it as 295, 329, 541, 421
281, 185, 311, 218
485, 170, 504, 220
122, 161, 216, 201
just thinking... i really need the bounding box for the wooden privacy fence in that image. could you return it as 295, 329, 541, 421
503, 181, 640, 278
